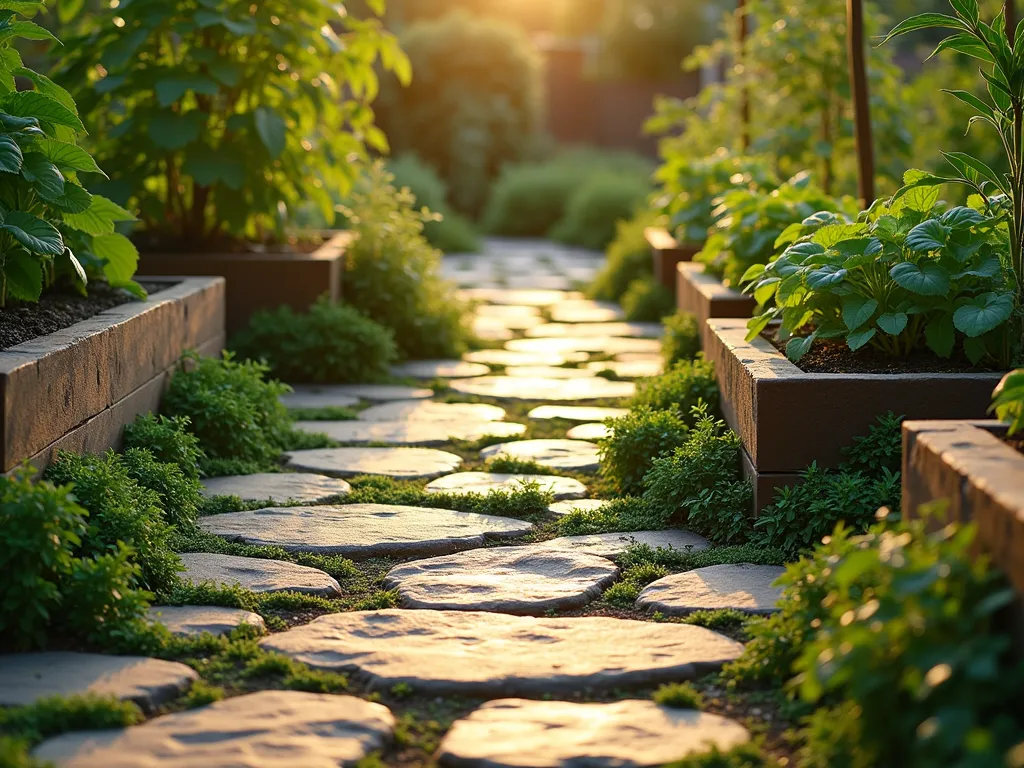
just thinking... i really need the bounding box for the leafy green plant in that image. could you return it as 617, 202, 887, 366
620, 275, 675, 323
231, 298, 397, 384
641, 404, 752, 542
120, 447, 202, 531
0, 469, 152, 651
599, 406, 690, 495
123, 414, 204, 480
340, 164, 471, 360
60, 0, 409, 249
992, 368, 1024, 434
0, 1, 142, 305
652, 682, 704, 710
842, 412, 905, 475
630, 357, 719, 417
588, 209, 662, 303
661, 744, 772, 768
681, 608, 750, 633
662, 311, 702, 364
0, 694, 143, 747
381, 11, 539, 216
744, 191, 1015, 366
162, 352, 293, 475
551, 173, 651, 251
697, 173, 856, 287
884, 0, 1024, 355
555, 495, 653, 536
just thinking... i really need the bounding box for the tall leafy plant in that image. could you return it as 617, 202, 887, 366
0, 1, 140, 305
60, 0, 409, 250
884, 0, 1024, 356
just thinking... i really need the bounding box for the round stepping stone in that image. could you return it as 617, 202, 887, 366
261, 610, 743, 696
636, 564, 786, 616
448, 376, 635, 402
460, 288, 581, 306
281, 384, 432, 409
179, 552, 342, 596
587, 358, 664, 378
566, 422, 610, 440
385, 547, 618, 615
391, 359, 490, 379
437, 699, 750, 768
547, 498, 610, 517
526, 322, 662, 339
473, 317, 515, 341
425, 472, 587, 500
473, 311, 545, 332
147, 605, 266, 637
294, 420, 526, 446
506, 337, 661, 355
539, 530, 711, 560
0, 653, 197, 711
33, 691, 395, 768
615, 351, 663, 361
504, 365, 596, 379
481, 439, 600, 472
198, 504, 533, 560
549, 300, 624, 323
284, 447, 462, 479
200, 473, 351, 504
358, 400, 505, 422
528, 405, 629, 422
463, 349, 589, 367
475, 304, 542, 319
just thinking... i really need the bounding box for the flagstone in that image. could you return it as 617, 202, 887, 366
284, 447, 462, 479
198, 504, 533, 560
357, 400, 505, 422
260, 610, 744, 696
481, 439, 600, 472
528, 405, 629, 422
565, 422, 611, 440
506, 336, 661, 355
526, 322, 662, 339
459, 288, 582, 306
549, 300, 624, 324
447, 376, 635, 402
504, 365, 596, 379
200, 473, 351, 504
146, 606, 266, 637
462, 349, 589, 367
178, 552, 342, 596
384, 547, 619, 615
390, 360, 490, 379
547, 498, 611, 517
636, 564, 786, 616
538, 530, 711, 560
587, 358, 664, 378
424, 472, 587, 500
294, 420, 526, 446
281, 384, 432, 409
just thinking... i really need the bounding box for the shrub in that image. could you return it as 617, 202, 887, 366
44, 452, 181, 594
120, 448, 202, 531
551, 173, 651, 251
381, 11, 541, 216
652, 682, 704, 710
599, 407, 690, 495
483, 164, 586, 238
123, 415, 204, 481
388, 153, 480, 253
588, 210, 661, 303
641, 405, 752, 542
341, 164, 472, 360
231, 298, 397, 384
0, 470, 152, 651
662, 311, 701, 365
630, 357, 719, 418
162, 352, 293, 475
620, 275, 675, 322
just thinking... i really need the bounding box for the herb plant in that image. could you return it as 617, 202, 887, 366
661, 311, 702, 365
0, 1, 140, 304
598, 406, 690, 496
60, 0, 409, 249
630, 356, 719, 418
744, 189, 1014, 365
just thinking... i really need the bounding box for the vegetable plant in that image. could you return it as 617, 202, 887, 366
60, 0, 410, 250
744, 186, 1015, 365
0, 1, 140, 304
884, 0, 1024, 357
697, 172, 857, 287
991, 368, 1024, 433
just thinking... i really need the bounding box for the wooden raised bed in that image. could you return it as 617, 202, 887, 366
0, 276, 225, 473
676, 262, 756, 351
903, 420, 1024, 593
704, 319, 1005, 511
645, 226, 701, 290
138, 231, 351, 336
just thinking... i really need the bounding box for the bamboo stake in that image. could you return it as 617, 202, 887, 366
737, 0, 750, 150
847, 0, 875, 206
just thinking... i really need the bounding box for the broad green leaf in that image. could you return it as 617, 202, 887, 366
63, 194, 134, 236
148, 111, 204, 150
753, 278, 780, 306
877, 312, 908, 335
785, 333, 817, 362
881, 13, 967, 46
0, 132, 22, 173
806, 265, 847, 289
2, 91, 82, 131
949, 0, 979, 23
925, 314, 956, 357
182, 144, 245, 189
0, 21, 56, 44
2, 211, 63, 255
963, 335, 987, 365
0, 1, 46, 14
13, 69, 76, 115
49, 181, 92, 213
745, 310, 774, 342
155, 76, 218, 107
842, 296, 878, 330
92, 233, 138, 284
0, 113, 36, 131
952, 292, 1014, 337
953, 255, 1002, 278
890, 262, 951, 295
254, 106, 286, 158
20, 152, 64, 200
847, 326, 876, 351
905, 219, 949, 251
63, 247, 86, 284
3, 249, 42, 300
941, 89, 995, 119
943, 151, 1006, 194
991, 370, 1024, 433
739, 263, 765, 283
35, 138, 106, 177
787, 241, 826, 262
813, 223, 867, 248
940, 206, 985, 228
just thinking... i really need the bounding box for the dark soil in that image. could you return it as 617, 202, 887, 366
765, 333, 1001, 374
0, 280, 171, 351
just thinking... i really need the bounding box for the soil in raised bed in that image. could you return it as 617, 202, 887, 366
0, 280, 171, 351
764, 334, 1002, 374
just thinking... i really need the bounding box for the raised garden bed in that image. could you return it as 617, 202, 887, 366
0, 276, 225, 473
645, 226, 701, 290
902, 419, 1024, 593
676, 262, 756, 351
704, 318, 1005, 511
137, 231, 351, 336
